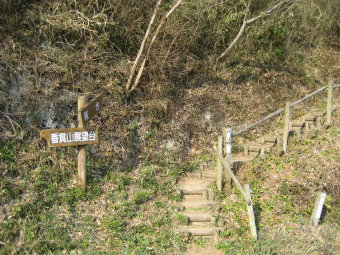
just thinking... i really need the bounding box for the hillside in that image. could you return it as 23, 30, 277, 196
216, 99, 340, 254
0, 0, 340, 254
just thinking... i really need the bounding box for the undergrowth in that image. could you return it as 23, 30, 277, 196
217, 108, 340, 254
0, 0, 339, 254
0, 139, 192, 254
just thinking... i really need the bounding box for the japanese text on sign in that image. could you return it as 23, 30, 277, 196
51, 131, 96, 144
79, 94, 103, 124
40, 127, 99, 147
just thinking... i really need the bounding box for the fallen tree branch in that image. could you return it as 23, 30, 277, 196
126, 0, 163, 91
218, 0, 293, 61
129, 0, 183, 92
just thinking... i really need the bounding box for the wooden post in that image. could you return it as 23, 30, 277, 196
214, 148, 250, 204
310, 192, 326, 227
214, 229, 220, 244
78, 96, 87, 190
216, 136, 223, 191
282, 102, 290, 154
244, 184, 257, 239
326, 80, 333, 125
222, 127, 232, 193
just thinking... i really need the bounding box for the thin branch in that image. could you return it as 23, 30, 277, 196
247, 0, 290, 24
162, 28, 182, 67
0, 111, 23, 139
218, 0, 293, 61
126, 0, 163, 91
129, 0, 183, 92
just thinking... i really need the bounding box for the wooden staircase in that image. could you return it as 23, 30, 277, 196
175, 100, 339, 248
175, 179, 223, 243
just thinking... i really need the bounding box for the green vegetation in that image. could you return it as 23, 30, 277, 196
217, 111, 340, 254
0, 139, 190, 253
0, 0, 339, 254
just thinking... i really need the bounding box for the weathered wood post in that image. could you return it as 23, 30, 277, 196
310, 192, 326, 227
326, 80, 333, 126
222, 127, 232, 193
244, 184, 257, 239
216, 136, 223, 191
282, 101, 290, 154
78, 95, 87, 190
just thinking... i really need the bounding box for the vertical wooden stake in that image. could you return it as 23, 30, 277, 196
216, 136, 223, 191
244, 145, 249, 156
326, 80, 333, 125
222, 127, 232, 193
214, 229, 220, 244
282, 102, 290, 154
78, 96, 87, 190
244, 184, 257, 239
310, 192, 326, 227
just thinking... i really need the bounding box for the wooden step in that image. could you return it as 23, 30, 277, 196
244, 145, 261, 156
261, 136, 277, 144
182, 195, 208, 202
177, 201, 217, 210
177, 188, 214, 201
184, 212, 216, 223
263, 145, 276, 153
291, 121, 305, 127
302, 113, 317, 121
178, 188, 211, 196
178, 226, 223, 236
248, 145, 261, 153
231, 155, 256, 163
290, 126, 302, 132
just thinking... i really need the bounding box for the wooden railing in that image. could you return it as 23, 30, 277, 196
232, 81, 339, 137
213, 80, 339, 239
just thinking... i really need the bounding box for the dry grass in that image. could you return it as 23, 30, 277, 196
0, 0, 339, 254
216, 103, 339, 254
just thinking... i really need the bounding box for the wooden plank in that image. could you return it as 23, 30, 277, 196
187, 215, 212, 222
326, 80, 333, 125
78, 96, 87, 190
263, 136, 277, 143
248, 145, 261, 152
79, 94, 103, 124
291, 121, 305, 127
40, 127, 99, 147
244, 184, 257, 239
216, 136, 223, 191
282, 102, 290, 154
214, 148, 250, 204
310, 192, 326, 227
222, 127, 232, 193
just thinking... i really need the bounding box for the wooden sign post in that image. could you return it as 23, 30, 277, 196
40, 94, 103, 190
78, 96, 87, 190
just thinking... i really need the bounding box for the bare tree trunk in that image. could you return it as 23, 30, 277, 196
126, 0, 163, 91
129, 0, 183, 92
218, 0, 293, 61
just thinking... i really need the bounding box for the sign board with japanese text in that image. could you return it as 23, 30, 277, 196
40, 127, 99, 147
79, 94, 103, 124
